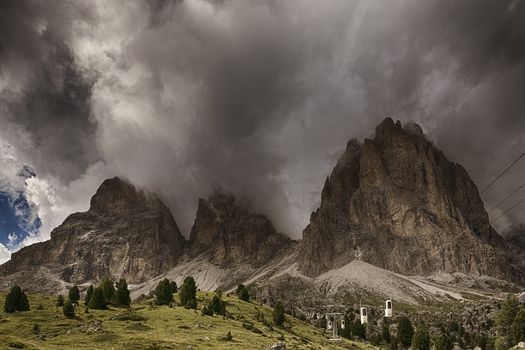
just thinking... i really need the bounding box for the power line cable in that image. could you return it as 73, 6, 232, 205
480, 152, 525, 195
487, 182, 525, 214
491, 196, 525, 224
408, 161, 523, 275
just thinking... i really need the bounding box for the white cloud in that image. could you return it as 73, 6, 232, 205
0, 243, 11, 264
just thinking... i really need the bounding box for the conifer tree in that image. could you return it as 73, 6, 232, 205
84, 285, 94, 305
88, 287, 107, 310
154, 278, 174, 306
115, 279, 131, 306
179, 276, 197, 309
56, 294, 65, 307
236, 284, 250, 301
68, 285, 80, 304
209, 293, 226, 316
512, 308, 525, 344
434, 333, 453, 350
272, 301, 285, 327
100, 277, 115, 303
4, 285, 30, 313
63, 300, 76, 318
170, 281, 178, 293
412, 324, 431, 350
397, 316, 414, 348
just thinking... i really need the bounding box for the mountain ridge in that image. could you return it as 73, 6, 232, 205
0, 118, 522, 296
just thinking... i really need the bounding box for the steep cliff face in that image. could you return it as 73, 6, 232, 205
0, 177, 185, 284
298, 118, 520, 281
188, 191, 292, 267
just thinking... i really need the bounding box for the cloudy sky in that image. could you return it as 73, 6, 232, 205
1, 0, 524, 263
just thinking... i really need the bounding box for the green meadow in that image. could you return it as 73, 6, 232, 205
0, 291, 375, 350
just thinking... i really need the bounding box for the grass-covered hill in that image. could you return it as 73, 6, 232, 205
0, 291, 375, 350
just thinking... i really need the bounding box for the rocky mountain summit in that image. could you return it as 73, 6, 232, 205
188, 191, 293, 267
298, 118, 521, 282
0, 177, 186, 284
0, 118, 522, 297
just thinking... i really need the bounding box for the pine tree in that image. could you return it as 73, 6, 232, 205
512, 308, 525, 344
115, 279, 131, 306
56, 294, 65, 307
390, 336, 398, 350
201, 304, 213, 316
154, 278, 174, 306
84, 285, 94, 305
170, 281, 177, 293
412, 324, 431, 350
68, 285, 80, 304
351, 320, 366, 340
397, 316, 414, 348
88, 287, 107, 310
236, 284, 250, 301
382, 324, 391, 343
209, 293, 226, 316
100, 277, 115, 303
434, 333, 454, 350
272, 301, 285, 327
63, 300, 76, 318
179, 276, 197, 309
4, 285, 30, 313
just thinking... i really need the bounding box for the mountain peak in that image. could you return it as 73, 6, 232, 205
89, 177, 155, 214
299, 118, 521, 282
189, 191, 291, 267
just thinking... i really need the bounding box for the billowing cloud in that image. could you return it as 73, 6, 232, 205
0, 0, 524, 244
0, 243, 10, 264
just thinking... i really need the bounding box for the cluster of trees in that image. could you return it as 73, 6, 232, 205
202, 291, 226, 316
153, 277, 196, 309
55, 277, 132, 317
153, 278, 176, 306
3, 285, 30, 313
495, 296, 525, 349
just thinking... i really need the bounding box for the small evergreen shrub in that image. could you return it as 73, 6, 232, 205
272, 301, 285, 327
68, 285, 80, 304
84, 285, 94, 305
63, 300, 76, 318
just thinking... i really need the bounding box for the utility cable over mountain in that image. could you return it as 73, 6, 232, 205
492, 197, 525, 224
480, 151, 525, 195
409, 151, 525, 276
487, 182, 525, 214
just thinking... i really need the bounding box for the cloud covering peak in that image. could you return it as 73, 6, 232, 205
0, 0, 524, 256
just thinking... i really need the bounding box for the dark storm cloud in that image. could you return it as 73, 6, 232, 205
1, 0, 525, 242
0, 0, 99, 182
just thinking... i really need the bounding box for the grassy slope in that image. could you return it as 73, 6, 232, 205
0, 292, 376, 350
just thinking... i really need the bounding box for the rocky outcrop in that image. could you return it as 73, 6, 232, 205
298, 118, 521, 282
188, 191, 292, 267
0, 177, 185, 284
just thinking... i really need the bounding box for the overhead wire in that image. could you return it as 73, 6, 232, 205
480, 151, 525, 195
491, 196, 525, 224
408, 150, 524, 275
487, 182, 525, 214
